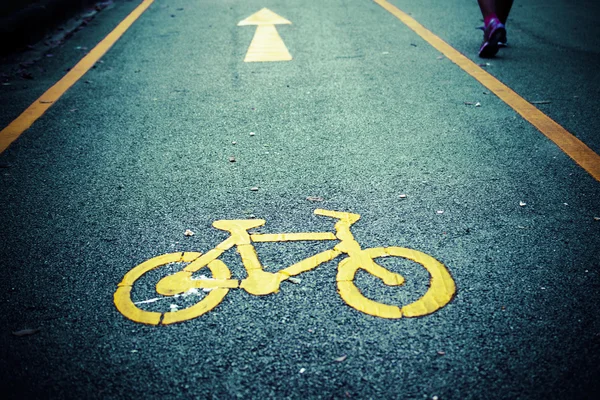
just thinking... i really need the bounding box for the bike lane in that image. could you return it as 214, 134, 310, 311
1, 0, 599, 398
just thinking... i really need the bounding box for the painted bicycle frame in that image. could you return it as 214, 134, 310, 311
114, 209, 455, 325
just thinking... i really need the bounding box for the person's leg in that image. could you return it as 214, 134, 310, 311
477, 0, 497, 22
477, 0, 514, 23
477, 0, 507, 57
497, 0, 514, 24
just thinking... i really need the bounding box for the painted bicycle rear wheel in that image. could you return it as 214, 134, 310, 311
114, 252, 235, 325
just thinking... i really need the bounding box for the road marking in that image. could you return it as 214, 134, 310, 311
0, 0, 154, 154
115, 209, 455, 325
238, 8, 292, 62
373, 0, 600, 182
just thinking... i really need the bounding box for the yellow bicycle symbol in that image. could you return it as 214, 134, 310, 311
114, 209, 456, 325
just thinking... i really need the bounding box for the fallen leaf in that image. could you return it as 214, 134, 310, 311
184, 229, 194, 236
334, 355, 348, 362
306, 196, 324, 202
12, 328, 40, 337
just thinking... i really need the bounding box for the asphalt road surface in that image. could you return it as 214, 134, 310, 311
1, 0, 599, 398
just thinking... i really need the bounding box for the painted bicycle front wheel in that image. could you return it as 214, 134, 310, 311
336, 247, 455, 318
114, 252, 235, 325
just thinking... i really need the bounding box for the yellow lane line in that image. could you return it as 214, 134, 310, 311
373, 0, 600, 182
0, 0, 155, 154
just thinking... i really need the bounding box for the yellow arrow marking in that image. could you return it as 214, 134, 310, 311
238, 8, 292, 62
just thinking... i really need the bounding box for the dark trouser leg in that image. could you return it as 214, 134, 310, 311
497, 0, 514, 24
477, 0, 513, 23
477, 0, 496, 19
